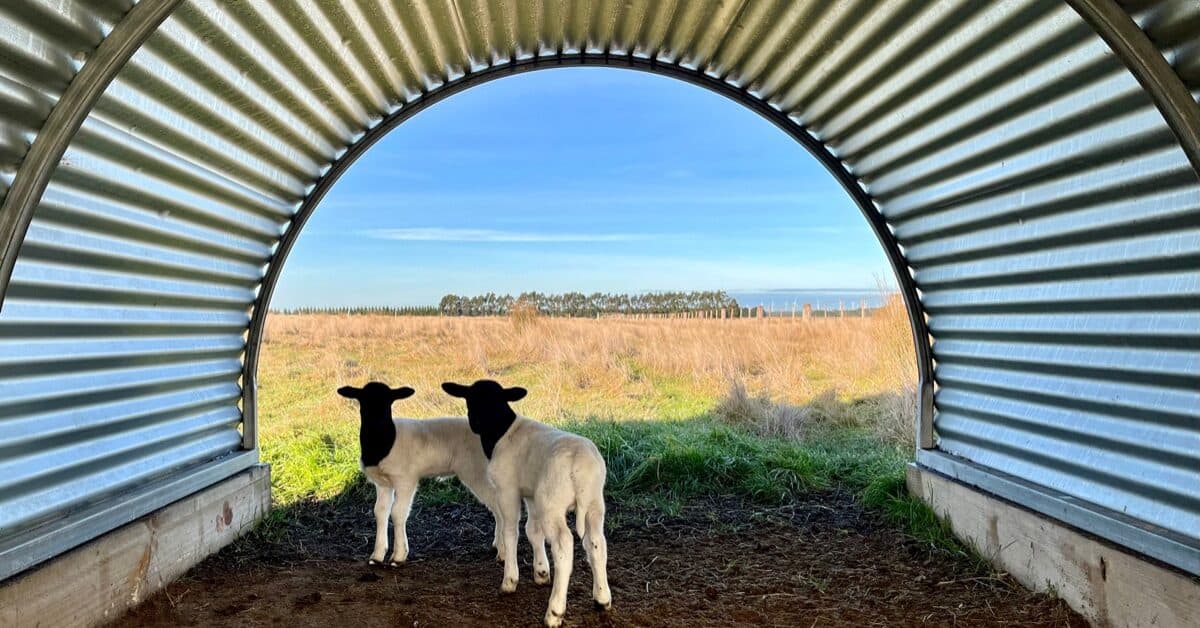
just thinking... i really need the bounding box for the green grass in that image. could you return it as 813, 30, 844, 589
259, 413, 969, 557
260, 422, 361, 504
860, 470, 972, 559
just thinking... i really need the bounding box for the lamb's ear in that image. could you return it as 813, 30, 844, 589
391, 386, 416, 400
441, 382, 470, 398
337, 386, 361, 399
504, 386, 527, 402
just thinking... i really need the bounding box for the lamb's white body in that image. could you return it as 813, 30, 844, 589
489, 416, 610, 627
363, 416, 507, 564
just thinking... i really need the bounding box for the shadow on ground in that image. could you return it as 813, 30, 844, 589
120, 406, 1084, 627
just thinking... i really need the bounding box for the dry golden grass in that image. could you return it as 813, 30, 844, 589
258, 297, 916, 444
255, 300, 964, 556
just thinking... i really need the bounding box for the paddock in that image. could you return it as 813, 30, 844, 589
0, 1, 1197, 626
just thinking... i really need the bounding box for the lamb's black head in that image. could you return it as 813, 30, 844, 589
441, 380, 526, 458
337, 382, 415, 419
337, 382, 413, 468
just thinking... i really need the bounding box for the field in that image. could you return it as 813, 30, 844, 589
255, 301, 918, 505
124, 305, 1083, 626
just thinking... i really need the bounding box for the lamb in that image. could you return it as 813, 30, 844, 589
442, 379, 611, 627
336, 381, 538, 567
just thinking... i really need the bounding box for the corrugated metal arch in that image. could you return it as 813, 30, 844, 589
0, 0, 1197, 580
0, 1, 181, 300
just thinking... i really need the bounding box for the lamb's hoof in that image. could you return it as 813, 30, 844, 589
367, 558, 384, 566
594, 600, 612, 612
387, 559, 405, 568
534, 569, 550, 585
501, 577, 518, 594
544, 610, 564, 627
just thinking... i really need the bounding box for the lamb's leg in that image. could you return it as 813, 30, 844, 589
457, 474, 504, 559
388, 479, 418, 565
525, 501, 550, 585
491, 505, 505, 562
582, 506, 612, 610
369, 483, 394, 564
544, 515, 574, 627
498, 491, 522, 593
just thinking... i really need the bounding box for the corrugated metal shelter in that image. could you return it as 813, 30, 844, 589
0, 0, 1197, 582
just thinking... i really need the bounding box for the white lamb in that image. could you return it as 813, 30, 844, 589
443, 380, 611, 627
336, 382, 537, 566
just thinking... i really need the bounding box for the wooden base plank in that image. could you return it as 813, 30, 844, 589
908, 463, 1200, 627
0, 465, 270, 628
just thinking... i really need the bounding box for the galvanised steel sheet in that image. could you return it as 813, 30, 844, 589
1133, 0, 1199, 91
0, 0, 1196, 580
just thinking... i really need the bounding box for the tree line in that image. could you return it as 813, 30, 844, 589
438, 291, 741, 317
270, 291, 744, 318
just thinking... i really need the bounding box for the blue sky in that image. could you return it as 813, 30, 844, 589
272, 68, 893, 307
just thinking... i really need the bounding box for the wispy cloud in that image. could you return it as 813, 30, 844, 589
323, 186, 835, 211
362, 228, 659, 243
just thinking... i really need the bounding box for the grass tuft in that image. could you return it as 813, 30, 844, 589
860, 470, 982, 565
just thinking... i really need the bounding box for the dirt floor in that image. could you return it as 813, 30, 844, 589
121, 492, 1085, 627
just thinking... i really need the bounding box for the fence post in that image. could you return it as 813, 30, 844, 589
756, 304, 764, 320
802, 303, 811, 320
839, 300, 845, 318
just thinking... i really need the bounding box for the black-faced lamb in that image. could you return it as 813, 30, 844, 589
442, 379, 611, 627
336, 381, 534, 566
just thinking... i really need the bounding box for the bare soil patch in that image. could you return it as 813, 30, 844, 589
120, 492, 1084, 627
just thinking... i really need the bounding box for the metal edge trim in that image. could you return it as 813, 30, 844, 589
0, 449, 259, 583
1066, 0, 1200, 178
0, 0, 184, 311
238, 52, 935, 452
916, 448, 1200, 577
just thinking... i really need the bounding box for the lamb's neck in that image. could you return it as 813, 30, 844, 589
358, 412, 397, 468
475, 406, 517, 460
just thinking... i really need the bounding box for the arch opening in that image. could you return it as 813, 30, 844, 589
240, 55, 934, 454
